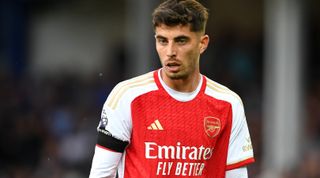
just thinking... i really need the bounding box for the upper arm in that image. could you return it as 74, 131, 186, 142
89, 86, 132, 177
96, 104, 131, 152
96, 83, 133, 152
226, 99, 255, 170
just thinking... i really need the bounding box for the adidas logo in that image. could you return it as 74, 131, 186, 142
147, 119, 164, 130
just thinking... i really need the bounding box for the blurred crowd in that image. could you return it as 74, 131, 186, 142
0, 70, 116, 178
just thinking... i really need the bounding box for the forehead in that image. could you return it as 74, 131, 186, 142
155, 24, 198, 38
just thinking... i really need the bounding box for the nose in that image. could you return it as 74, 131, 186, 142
166, 42, 177, 57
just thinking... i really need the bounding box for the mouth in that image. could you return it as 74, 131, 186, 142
165, 60, 181, 72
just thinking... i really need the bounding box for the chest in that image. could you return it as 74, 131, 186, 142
130, 91, 232, 147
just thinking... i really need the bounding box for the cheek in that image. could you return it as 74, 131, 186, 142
156, 44, 165, 54
185, 48, 200, 63
156, 47, 166, 63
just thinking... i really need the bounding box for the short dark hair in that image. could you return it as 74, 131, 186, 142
152, 0, 209, 33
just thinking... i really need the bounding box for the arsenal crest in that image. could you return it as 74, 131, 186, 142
204, 117, 221, 138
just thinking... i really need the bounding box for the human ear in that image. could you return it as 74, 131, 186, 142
200, 35, 209, 54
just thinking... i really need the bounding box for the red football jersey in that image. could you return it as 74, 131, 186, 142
96, 69, 254, 178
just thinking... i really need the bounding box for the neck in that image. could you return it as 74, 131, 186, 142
160, 69, 201, 92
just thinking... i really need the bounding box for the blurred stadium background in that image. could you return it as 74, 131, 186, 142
0, 0, 319, 177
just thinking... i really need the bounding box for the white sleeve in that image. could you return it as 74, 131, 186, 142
98, 94, 132, 143
225, 167, 248, 178
89, 146, 122, 178
95, 82, 134, 152
227, 99, 254, 169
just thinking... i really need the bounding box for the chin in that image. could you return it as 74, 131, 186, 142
166, 72, 188, 80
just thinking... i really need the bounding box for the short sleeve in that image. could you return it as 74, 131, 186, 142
96, 84, 133, 152
226, 99, 255, 170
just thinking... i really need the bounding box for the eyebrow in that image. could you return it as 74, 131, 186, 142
155, 35, 190, 40
174, 35, 189, 41
155, 35, 166, 39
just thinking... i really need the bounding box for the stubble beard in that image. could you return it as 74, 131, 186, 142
164, 65, 195, 80
166, 71, 187, 80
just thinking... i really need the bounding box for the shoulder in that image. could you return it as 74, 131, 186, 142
105, 71, 158, 110
205, 77, 243, 107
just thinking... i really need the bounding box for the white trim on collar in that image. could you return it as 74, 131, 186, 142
158, 69, 202, 102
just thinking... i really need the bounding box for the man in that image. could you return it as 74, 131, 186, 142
89, 0, 254, 177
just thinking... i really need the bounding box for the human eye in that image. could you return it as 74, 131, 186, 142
157, 37, 168, 45
175, 37, 189, 45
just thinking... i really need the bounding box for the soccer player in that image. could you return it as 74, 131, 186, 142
89, 0, 254, 177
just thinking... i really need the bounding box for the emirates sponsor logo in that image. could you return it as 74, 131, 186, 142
204, 116, 221, 138
145, 142, 213, 176
145, 142, 213, 160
